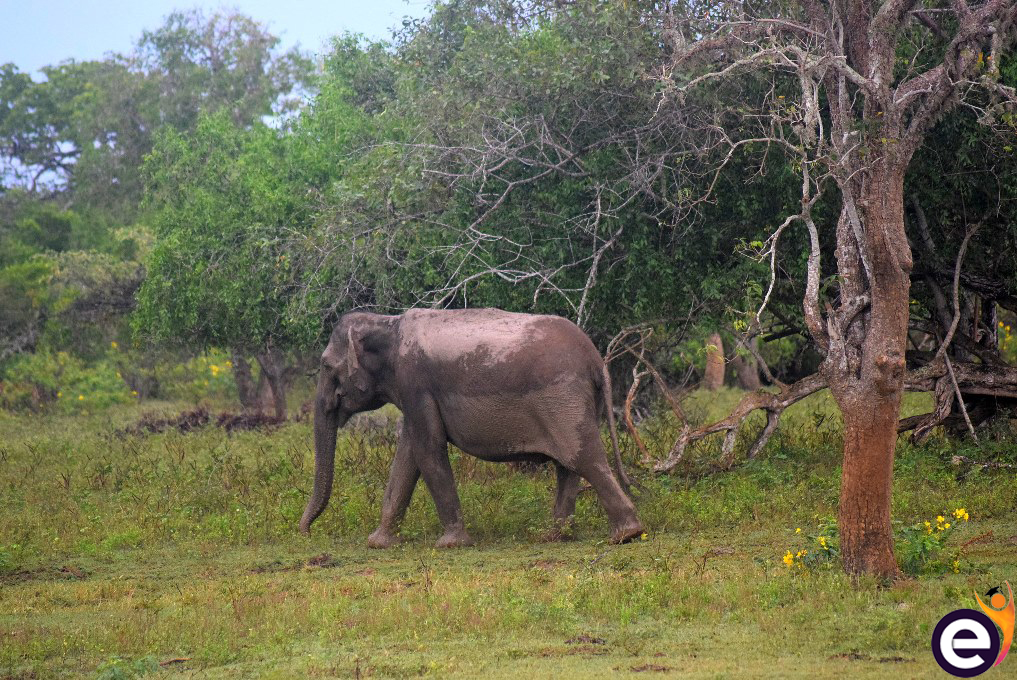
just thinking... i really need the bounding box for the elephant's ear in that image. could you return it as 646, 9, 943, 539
345, 326, 369, 391
345, 327, 360, 378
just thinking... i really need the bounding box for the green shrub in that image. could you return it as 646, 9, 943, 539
783, 507, 974, 576
1, 350, 130, 412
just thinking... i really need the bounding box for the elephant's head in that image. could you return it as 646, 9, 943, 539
299, 313, 396, 534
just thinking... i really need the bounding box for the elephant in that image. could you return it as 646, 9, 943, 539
298, 308, 644, 548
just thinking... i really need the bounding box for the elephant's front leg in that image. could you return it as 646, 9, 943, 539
406, 400, 474, 548
417, 448, 474, 548
367, 435, 421, 549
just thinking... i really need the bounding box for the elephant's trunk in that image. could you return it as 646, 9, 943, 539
299, 381, 342, 534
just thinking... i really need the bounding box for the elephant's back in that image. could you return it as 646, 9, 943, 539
396, 308, 602, 393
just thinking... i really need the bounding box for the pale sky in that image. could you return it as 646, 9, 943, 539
0, 0, 433, 75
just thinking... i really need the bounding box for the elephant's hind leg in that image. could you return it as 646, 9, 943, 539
543, 463, 580, 542
368, 434, 421, 549
572, 432, 644, 544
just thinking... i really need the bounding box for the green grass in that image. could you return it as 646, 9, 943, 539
1, 390, 1016, 678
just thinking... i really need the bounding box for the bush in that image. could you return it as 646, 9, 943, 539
1, 350, 130, 412
783, 507, 974, 576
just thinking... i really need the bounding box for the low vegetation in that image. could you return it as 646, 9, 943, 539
2, 389, 1014, 678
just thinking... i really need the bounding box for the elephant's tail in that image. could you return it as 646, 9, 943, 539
600, 363, 634, 493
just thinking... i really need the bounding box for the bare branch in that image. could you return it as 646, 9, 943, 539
653, 372, 827, 473
935, 223, 980, 360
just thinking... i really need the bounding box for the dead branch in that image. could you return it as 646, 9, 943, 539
935, 223, 980, 361
653, 372, 827, 473
624, 362, 652, 465
952, 455, 1016, 470
945, 352, 979, 441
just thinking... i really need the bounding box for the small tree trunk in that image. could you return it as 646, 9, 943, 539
733, 338, 762, 390
703, 332, 725, 390
255, 348, 287, 419
231, 350, 259, 412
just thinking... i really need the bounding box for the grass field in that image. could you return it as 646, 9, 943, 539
2, 389, 1016, 678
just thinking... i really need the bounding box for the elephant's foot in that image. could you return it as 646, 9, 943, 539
610, 520, 645, 544
435, 526, 475, 548
367, 527, 403, 549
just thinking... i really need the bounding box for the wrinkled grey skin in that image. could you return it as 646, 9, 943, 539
298, 308, 644, 548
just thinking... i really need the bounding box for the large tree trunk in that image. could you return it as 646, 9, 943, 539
837, 392, 902, 576
255, 348, 287, 419
829, 163, 910, 579
703, 332, 725, 390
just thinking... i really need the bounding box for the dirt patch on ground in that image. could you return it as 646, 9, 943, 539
0, 564, 89, 586
117, 408, 286, 437
566, 634, 606, 645
829, 652, 913, 663
305, 553, 340, 568
250, 553, 342, 574
539, 645, 609, 657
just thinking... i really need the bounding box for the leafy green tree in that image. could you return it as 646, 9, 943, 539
135, 112, 305, 417
1, 9, 310, 224
293, 3, 801, 361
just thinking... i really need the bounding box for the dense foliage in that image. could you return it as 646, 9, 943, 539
1, 0, 1014, 423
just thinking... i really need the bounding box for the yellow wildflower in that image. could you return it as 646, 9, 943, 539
78, 395, 84, 401
924, 521, 932, 533
783, 551, 794, 566
131, 390, 138, 397
57, 391, 62, 398
953, 560, 960, 574
936, 515, 945, 524
819, 536, 828, 550
640, 533, 648, 541
795, 528, 802, 534
945, 522, 951, 529
111, 341, 118, 349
